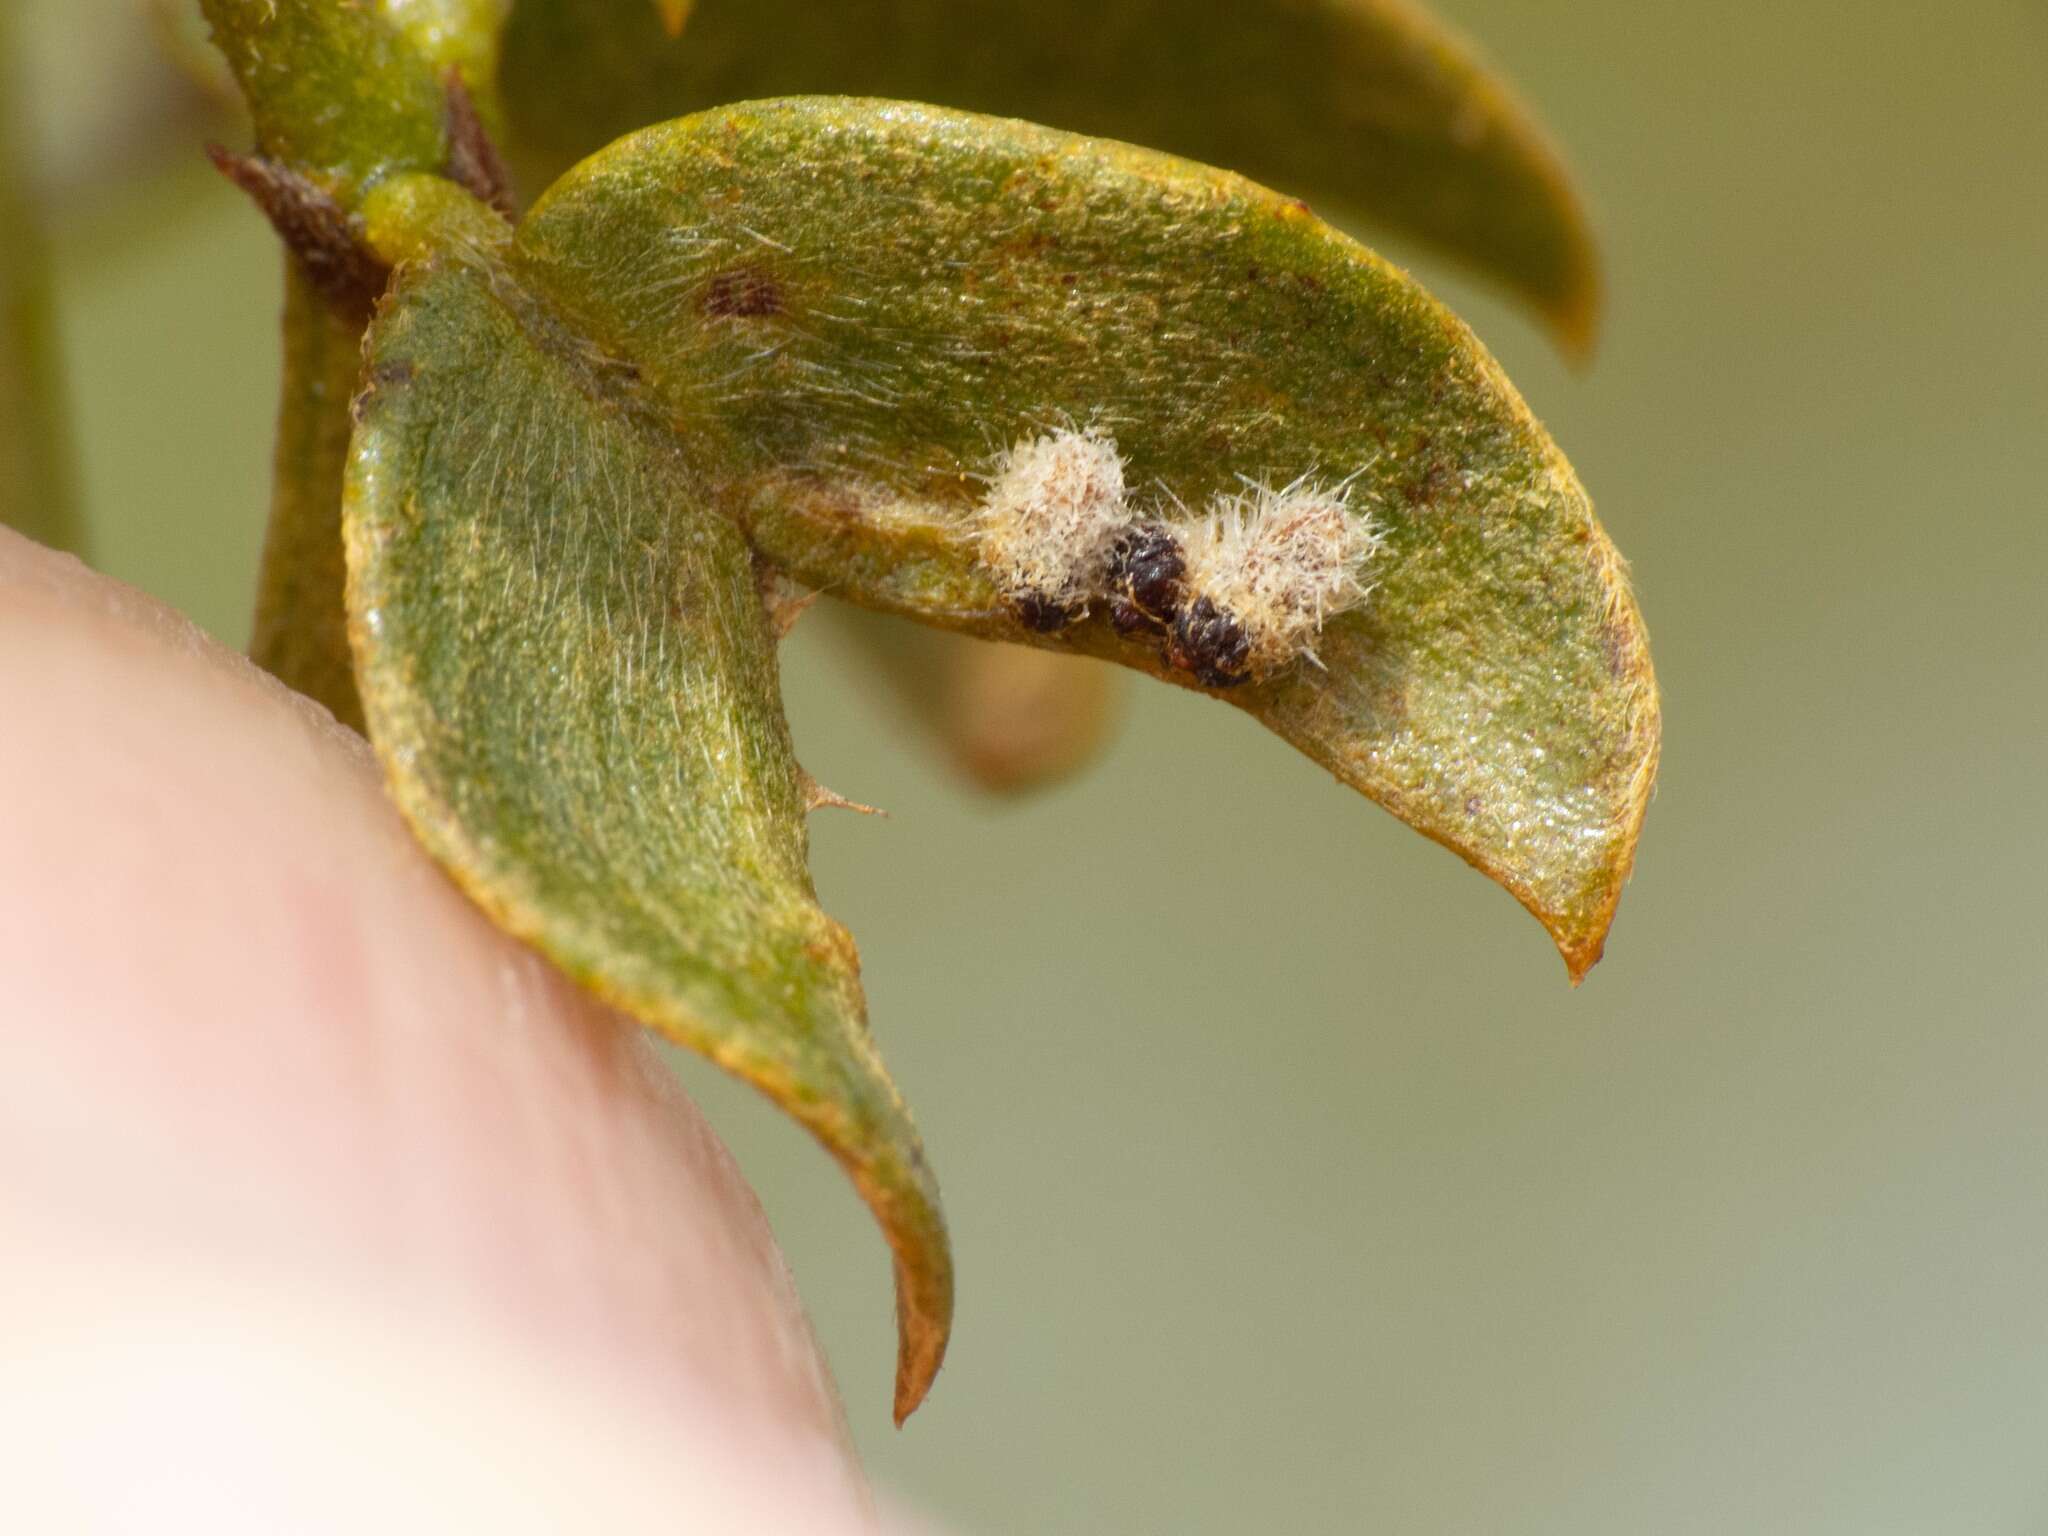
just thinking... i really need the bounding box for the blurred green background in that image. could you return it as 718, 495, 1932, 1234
19, 0, 2048, 1530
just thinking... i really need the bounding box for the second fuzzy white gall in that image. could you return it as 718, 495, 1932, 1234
1178, 481, 1383, 678
975, 428, 1129, 620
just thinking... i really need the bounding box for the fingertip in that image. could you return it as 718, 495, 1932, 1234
0, 530, 867, 1508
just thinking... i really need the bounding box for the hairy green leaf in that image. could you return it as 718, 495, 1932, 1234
501, 0, 1600, 351
345, 96, 1654, 1416
346, 229, 952, 1422
501, 99, 1658, 977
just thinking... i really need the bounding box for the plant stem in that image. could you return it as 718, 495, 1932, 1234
196, 1, 515, 724
248, 264, 366, 730
0, 6, 85, 557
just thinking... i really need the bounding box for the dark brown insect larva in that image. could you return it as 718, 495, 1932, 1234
1104, 522, 1186, 636
1013, 590, 1082, 633
1168, 596, 1253, 688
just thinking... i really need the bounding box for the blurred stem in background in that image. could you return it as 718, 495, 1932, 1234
0, 3, 85, 559
247, 265, 366, 730
823, 604, 1120, 793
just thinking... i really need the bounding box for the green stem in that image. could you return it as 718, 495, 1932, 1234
0, 7, 85, 557
197, 0, 513, 720
248, 264, 366, 730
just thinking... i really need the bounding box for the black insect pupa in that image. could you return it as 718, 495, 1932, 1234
1104, 521, 1187, 637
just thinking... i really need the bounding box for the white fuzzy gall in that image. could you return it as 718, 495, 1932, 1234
1175, 479, 1383, 680
975, 428, 1129, 630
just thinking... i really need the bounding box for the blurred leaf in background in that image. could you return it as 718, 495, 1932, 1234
503, 0, 1601, 353
0, 2, 82, 556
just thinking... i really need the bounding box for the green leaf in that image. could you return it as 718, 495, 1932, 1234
345, 95, 1654, 1415
345, 230, 952, 1422
500, 99, 1658, 978
500, 0, 1600, 352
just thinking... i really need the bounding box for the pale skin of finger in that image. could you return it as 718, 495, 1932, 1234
0, 528, 910, 1530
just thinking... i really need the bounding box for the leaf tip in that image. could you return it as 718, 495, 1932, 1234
653, 0, 693, 39
1548, 261, 1604, 366
1548, 576, 1661, 986
891, 1274, 951, 1425
851, 1145, 952, 1425
1560, 929, 1606, 987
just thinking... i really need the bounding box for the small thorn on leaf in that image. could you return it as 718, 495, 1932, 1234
801, 772, 887, 818
442, 71, 517, 219
206, 145, 387, 316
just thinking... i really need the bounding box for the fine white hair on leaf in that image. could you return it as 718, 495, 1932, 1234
974, 428, 1129, 621
1178, 478, 1384, 678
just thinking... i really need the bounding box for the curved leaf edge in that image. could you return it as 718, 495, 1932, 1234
1364, 0, 1605, 358
514, 93, 1659, 975
567, 96, 1659, 976
501, 0, 1603, 354
344, 507, 956, 1424
740, 501, 1657, 982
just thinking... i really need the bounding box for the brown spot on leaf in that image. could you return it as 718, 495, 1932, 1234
997, 229, 1059, 261
592, 355, 643, 393
703, 265, 783, 317
1402, 461, 1453, 508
